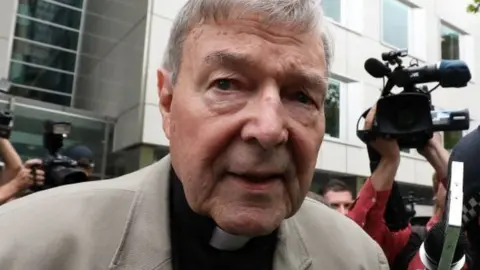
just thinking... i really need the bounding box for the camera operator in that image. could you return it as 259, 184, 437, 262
347, 103, 451, 267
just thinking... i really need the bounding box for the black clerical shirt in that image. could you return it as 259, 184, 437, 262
169, 171, 278, 270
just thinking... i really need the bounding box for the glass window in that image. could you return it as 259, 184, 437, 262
11, 39, 76, 72
9, 62, 74, 94
17, 0, 82, 29
322, 0, 341, 23
444, 130, 463, 150
382, 0, 409, 49
441, 24, 460, 60
10, 104, 107, 174
15, 17, 79, 50
9, 86, 71, 106
51, 0, 84, 9
325, 79, 341, 138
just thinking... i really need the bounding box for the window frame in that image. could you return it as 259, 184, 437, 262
380, 0, 412, 50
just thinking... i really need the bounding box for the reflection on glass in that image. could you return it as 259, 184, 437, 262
322, 0, 341, 23
9, 62, 74, 94
11, 39, 76, 72
10, 86, 71, 106
17, 0, 82, 29
15, 17, 79, 50
326, 80, 340, 138
10, 104, 107, 174
441, 24, 460, 60
382, 0, 409, 49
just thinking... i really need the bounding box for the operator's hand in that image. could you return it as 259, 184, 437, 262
11, 159, 45, 190
418, 132, 450, 181
364, 104, 400, 161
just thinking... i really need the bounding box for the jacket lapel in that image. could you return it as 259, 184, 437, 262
109, 156, 173, 270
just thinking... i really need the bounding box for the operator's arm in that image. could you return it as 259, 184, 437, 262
0, 138, 22, 186
348, 158, 411, 264
0, 180, 23, 205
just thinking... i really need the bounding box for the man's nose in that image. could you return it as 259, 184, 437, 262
339, 206, 348, 215
241, 90, 288, 149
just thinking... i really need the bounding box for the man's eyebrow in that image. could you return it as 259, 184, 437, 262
204, 51, 257, 68
289, 70, 328, 93
204, 50, 327, 92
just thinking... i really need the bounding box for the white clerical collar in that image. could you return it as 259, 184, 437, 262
209, 227, 252, 251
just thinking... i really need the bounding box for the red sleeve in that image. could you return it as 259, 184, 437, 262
347, 178, 412, 264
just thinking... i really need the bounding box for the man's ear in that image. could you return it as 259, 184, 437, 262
158, 69, 173, 139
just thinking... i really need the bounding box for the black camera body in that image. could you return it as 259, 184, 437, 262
0, 110, 13, 139
32, 121, 88, 191
358, 49, 472, 148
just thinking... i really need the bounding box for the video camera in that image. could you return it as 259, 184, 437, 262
357, 49, 471, 148
31, 121, 88, 191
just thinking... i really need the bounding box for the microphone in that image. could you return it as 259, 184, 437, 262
364, 58, 391, 78
419, 161, 466, 270
393, 60, 471, 88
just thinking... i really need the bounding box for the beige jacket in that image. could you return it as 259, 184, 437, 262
0, 156, 389, 270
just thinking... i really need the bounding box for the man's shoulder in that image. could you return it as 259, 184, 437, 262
295, 198, 373, 238
0, 162, 166, 269
0, 164, 150, 215
291, 198, 388, 268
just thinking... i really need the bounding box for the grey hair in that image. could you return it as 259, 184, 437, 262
162, 0, 334, 84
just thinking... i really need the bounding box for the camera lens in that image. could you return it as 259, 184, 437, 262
395, 109, 417, 129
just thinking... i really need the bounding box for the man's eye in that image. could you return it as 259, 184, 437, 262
295, 92, 313, 105
214, 79, 234, 91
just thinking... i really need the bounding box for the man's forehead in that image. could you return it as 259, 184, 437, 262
185, 23, 327, 72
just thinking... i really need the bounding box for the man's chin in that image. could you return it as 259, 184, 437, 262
212, 207, 285, 237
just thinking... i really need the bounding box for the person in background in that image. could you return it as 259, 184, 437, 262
60, 144, 95, 178
347, 104, 451, 267
321, 179, 353, 214
307, 191, 330, 207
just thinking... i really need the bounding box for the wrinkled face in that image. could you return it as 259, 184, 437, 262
158, 17, 327, 236
323, 191, 353, 215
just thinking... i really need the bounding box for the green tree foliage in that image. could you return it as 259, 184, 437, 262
467, 0, 480, 13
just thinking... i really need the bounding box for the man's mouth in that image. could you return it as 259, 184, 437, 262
228, 172, 284, 191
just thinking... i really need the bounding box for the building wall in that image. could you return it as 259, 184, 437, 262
0, 0, 16, 79
139, 0, 480, 187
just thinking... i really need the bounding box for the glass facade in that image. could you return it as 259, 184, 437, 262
322, 0, 342, 23
382, 0, 409, 49
8, 0, 84, 106
441, 24, 460, 60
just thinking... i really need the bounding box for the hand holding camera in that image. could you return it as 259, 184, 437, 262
11, 159, 45, 191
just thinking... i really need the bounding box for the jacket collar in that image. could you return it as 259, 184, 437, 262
109, 155, 311, 270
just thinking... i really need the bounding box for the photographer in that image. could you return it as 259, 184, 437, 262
60, 144, 95, 179
347, 103, 450, 267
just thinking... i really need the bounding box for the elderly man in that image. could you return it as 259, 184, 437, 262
0, 0, 388, 269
